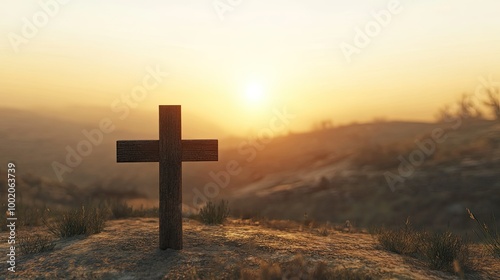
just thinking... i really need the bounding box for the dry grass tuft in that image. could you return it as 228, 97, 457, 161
19, 233, 56, 255
198, 200, 230, 225
45, 203, 107, 238
420, 230, 471, 272
376, 218, 420, 255
375, 218, 473, 274
108, 199, 134, 219
467, 208, 500, 258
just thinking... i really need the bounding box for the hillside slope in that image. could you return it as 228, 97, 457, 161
222, 120, 500, 233
1, 218, 499, 279
0, 106, 224, 200
2, 106, 499, 233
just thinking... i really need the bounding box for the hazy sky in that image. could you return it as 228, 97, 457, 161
1, 0, 500, 135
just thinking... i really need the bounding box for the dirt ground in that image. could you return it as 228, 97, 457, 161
1, 218, 499, 279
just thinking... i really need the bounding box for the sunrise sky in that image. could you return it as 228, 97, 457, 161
1, 0, 500, 135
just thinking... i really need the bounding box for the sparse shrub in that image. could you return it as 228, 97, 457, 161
420, 231, 468, 271
18, 205, 47, 227
420, 230, 471, 272
376, 219, 473, 274
467, 208, 500, 257
376, 218, 419, 255
198, 200, 230, 225
45, 204, 108, 238
109, 199, 134, 219
19, 234, 56, 254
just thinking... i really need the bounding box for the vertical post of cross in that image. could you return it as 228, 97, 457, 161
116, 105, 218, 250
159, 105, 182, 250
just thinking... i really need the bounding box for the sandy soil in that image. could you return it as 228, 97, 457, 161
1, 218, 499, 279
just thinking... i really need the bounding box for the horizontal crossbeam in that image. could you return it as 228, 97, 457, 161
117, 139, 218, 162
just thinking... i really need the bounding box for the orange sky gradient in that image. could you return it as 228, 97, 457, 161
1, 0, 500, 136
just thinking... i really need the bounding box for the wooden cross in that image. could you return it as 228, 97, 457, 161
116, 105, 218, 250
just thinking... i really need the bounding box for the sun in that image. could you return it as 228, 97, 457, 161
244, 82, 265, 105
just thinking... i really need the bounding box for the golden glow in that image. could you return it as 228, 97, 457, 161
1, 1, 500, 136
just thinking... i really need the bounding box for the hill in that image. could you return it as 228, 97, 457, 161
1, 218, 499, 279
1, 106, 499, 233
213, 119, 500, 234
0, 106, 227, 200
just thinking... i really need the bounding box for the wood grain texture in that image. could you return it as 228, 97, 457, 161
116, 140, 158, 162
159, 105, 183, 250
116, 140, 218, 162
115, 105, 219, 250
